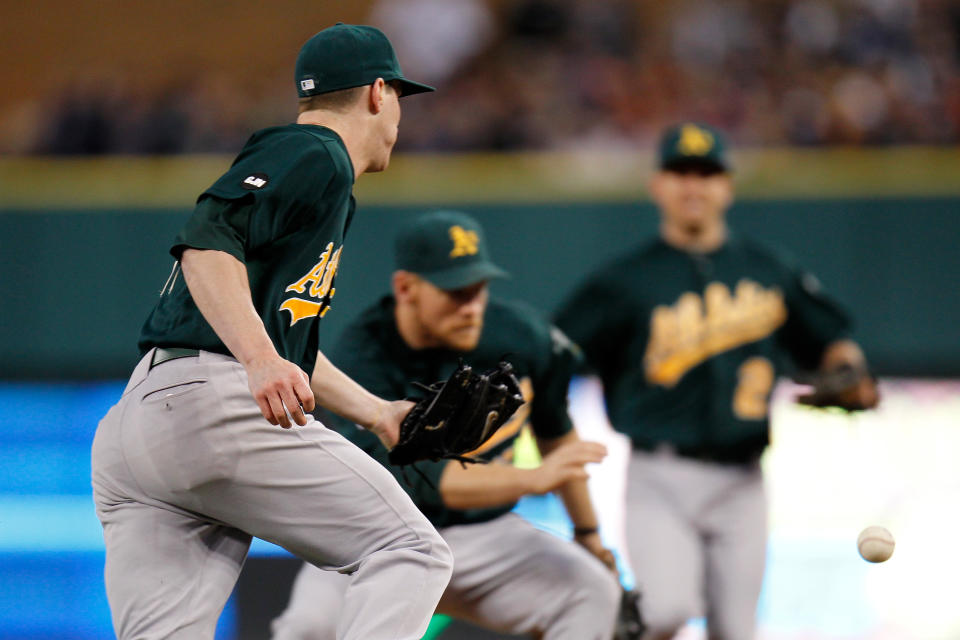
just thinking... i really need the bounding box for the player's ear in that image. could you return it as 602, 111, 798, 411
393, 270, 416, 302
368, 78, 386, 115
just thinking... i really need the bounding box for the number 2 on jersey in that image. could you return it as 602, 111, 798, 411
733, 356, 774, 419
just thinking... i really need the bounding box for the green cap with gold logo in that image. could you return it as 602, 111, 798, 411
395, 210, 509, 290
658, 122, 730, 172
296, 23, 435, 98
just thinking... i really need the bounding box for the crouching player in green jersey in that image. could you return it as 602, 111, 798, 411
272, 210, 622, 640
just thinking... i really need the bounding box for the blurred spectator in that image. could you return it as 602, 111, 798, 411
370, 0, 494, 86
39, 77, 121, 155
7, 0, 960, 155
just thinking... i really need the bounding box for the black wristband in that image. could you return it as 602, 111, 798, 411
573, 526, 598, 537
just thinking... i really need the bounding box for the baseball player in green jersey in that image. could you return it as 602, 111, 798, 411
270, 210, 622, 640
555, 123, 879, 640
91, 25, 454, 640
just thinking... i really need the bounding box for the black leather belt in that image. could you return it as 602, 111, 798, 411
150, 347, 200, 368
636, 441, 764, 466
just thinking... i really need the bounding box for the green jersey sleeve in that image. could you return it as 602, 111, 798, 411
554, 268, 638, 380
777, 264, 852, 370
171, 195, 253, 263
527, 324, 580, 439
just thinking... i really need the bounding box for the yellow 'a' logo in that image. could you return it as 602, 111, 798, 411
677, 124, 714, 156
279, 242, 343, 326
449, 226, 479, 258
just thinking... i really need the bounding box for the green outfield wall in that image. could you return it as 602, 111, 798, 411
1, 151, 957, 379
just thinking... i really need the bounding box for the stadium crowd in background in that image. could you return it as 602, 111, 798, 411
7, 0, 960, 155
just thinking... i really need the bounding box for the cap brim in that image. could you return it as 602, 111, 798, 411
419, 262, 509, 290
396, 78, 435, 97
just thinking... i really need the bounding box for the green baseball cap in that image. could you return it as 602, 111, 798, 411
658, 122, 731, 172
295, 23, 435, 98
395, 211, 509, 290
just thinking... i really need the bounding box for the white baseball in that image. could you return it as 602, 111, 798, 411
857, 525, 895, 563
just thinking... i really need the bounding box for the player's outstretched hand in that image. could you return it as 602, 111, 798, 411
530, 440, 607, 495
795, 364, 880, 412
245, 354, 315, 428
370, 399, 417, 450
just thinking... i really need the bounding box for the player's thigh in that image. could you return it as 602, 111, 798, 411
702, 467, 767, 640
438, 514, 619, 635
193, 418, 443, 570
271, 563, 348, 640
121, 352, 444, 570
625, 452, 704, 631
101, 500, 250, 640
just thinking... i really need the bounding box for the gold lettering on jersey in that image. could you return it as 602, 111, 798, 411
279, 298, 324, 325
280, 243, 344, 326
644, 280, 786, 386
286, 243, 334, 296
677, 124, 714, 156
449, 226, 479, 258
464, 377, 534, 456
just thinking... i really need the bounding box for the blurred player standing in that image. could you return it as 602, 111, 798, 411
555, 123, 879, 640
271, 210, 622, 640
91, 24, 453, 640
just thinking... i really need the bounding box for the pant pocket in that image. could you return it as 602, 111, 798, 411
141, 379, 208, 404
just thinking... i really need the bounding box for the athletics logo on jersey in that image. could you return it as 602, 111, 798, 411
677, 124, 714, 156
279, 242, 343, 325
449, 225, 479, 258
241, 173, 269, 190
644, 279, 787, 386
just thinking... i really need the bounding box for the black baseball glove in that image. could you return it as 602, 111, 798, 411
614, 588, 646, 640
794, 363, 879, 411
388, 361, 525, 466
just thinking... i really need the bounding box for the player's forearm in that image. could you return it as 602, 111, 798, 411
180, 248, 277, 365
537, 432, 600, 532
555, 478, 600, 531
438, 460, 537, 510
309, 350, 389, 429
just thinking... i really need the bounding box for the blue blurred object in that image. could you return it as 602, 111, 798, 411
0, 383, 122, 494
0, 382, 237, 639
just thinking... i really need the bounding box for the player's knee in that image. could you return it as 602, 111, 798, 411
406, 526, 454, 582
537, 558, 619, 638
430, 534, 454, 582
270, 609, 335, 640
638, 599, 693, 640
705, 608, 757, 640
577, 562, 621, 621
555, 556, 620, 622
578, 560, 618, 603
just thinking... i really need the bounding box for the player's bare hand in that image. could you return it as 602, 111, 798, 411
574, 530, 618, 574
796, 363, 880, 412
530, 440, 607, 495
838, 375, 880, 410
245, 355, 315, 428
370, 399, 416, 450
